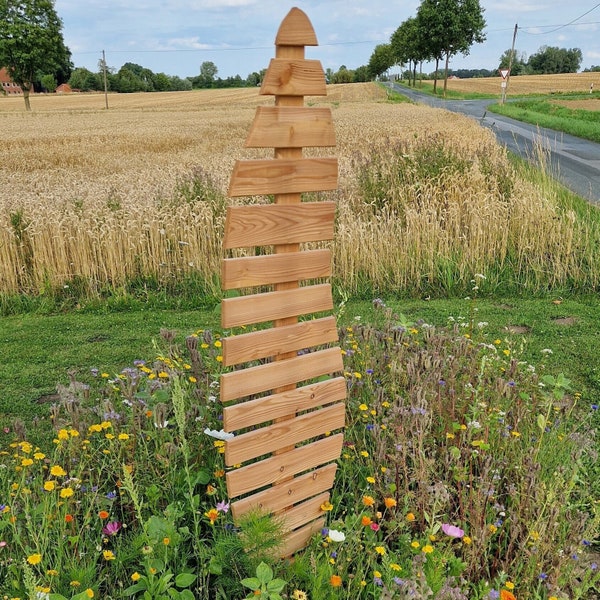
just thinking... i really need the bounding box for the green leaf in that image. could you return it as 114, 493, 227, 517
175, 573, 196, 588
241, 577, 261, 591
449, 446, 461, 460
123, 583, 148, 596
256, 562, 273, 585
208, 555, 223, 575
179, 591, 195, 600
537, 414, 547, 431
194, 469, 211, 485
267, 578, 286, 593
49, 595, 69, 600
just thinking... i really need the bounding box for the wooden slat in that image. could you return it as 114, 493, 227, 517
221, 346, 343, 403
280, 492, 329, 532
226, 434, 343, 497
231, 463, 337, 518
221, 283, 333, 328
260, 58, 326, 97
279, 518, 325, 557
224, 378, 346, 432
245, 106, 335, 148
223, 202, 335, 249
225, 403, 345, 465
228, 157, 337, 197
222, 316, 338, 367
221, 249, 331, 290
275, 7, 318, 47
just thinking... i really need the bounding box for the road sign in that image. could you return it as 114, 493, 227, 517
499, 69, 510, 79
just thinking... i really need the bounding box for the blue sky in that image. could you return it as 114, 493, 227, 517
54, 1, 600, 79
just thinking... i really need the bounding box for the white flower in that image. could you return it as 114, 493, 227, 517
204, 428, 234, 440
327, 529, 346, 542
541, 348, 553, 355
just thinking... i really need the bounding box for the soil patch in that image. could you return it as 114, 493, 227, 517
550, 98, 600, 112
505, 325, 530, 334
552, 316, 577, 326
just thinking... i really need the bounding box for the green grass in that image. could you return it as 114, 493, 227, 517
3, 295, 600, 441
488, 97, 600, 143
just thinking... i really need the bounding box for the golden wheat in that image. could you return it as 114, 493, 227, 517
0, 82, 594, 296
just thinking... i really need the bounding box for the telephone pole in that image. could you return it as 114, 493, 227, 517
102, 50, 109, 110
502, 24, 518, 104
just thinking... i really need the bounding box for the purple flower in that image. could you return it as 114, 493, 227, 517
488, 592, 500, 600
102, 521, 122, 536
106, 491, 117, 500
373, 576, 383, 586
441, 523, 465, 538
591, 404, 598, 411
216, 500, 230, 514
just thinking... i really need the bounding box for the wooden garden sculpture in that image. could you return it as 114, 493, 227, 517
220, 7, 345, 557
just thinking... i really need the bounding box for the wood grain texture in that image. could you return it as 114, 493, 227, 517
223, 202, 335, 249
224, 402, 345, 465
221, 249, 331, 290
279, 493, 329, 532
228, 157, 337, 197
279, 518, 326, 557
245, 106, 335, 148
226, 434, 343, 497
221, 283, 333, 328
222, 316, 338, 367
260, 59, 326, 97
220, 346, 343, 402
275, 7, 318, 47
223, 377, 345, 431
231, 463, 337, 518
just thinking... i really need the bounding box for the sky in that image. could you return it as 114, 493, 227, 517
54, 1, 600, 79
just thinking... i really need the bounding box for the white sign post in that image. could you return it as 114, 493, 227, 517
499, 68, 510, 104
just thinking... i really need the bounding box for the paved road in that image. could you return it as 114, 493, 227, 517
387, 82, 600, 204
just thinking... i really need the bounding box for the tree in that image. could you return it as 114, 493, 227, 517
368, 43, 394, 80
198, 61, 218, 88
68, 67, 101, 91
0, 0, 72, 110
528, 46, 582, 74
498, 49, 528, 75
391, 17, 428, 87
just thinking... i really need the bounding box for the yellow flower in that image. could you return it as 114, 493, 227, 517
43, 481, 56, 492
100, 421, 112, 429
446, 432, 455, 440
27, 553, 42, 565
104, 433, 115, 440
163, 537, 170, 546
411, 541, 420, 549
360, 451, 369, 458
406, 512, 416, 522
57, 429, 69, 440
21, 458, 33, 467
488, 524, 498, 534
291, 591, 308, 600
85, 589, 94, 598
374, 546, 386, 555
189, 376, 197, 383
118, 433, 130, 441
422, 544, 434, 554
103, 550, 116, 561
505, 581, 515, 590
70, 580, 81, 587
60, 487, 74, 498
362, 495, 375, 507
131, 572, 141, 582
88, 424, 102, 433
373, 570, 382, 578
34, 452, 46, 460
46, 569, 59, 576
366, 476, 376, 484
320, 501, 333, 512
358, 404, 368, 411
463, 536, 472, 545
390, 563, 401, 571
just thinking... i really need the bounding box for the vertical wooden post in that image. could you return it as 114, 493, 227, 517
220, 7, 345, 557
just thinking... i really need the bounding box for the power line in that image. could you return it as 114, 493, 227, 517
522, 3, 600, 35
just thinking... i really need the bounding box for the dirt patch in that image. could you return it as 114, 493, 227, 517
550, 98, 600, 112
505, 325, 531, 334
36, 393, 60, 404
552, 316, 577, 326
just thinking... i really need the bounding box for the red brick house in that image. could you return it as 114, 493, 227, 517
55, 83, 72, 94
0, 67, 25, 95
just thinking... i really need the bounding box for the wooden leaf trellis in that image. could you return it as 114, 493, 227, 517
220, 7, 345, 557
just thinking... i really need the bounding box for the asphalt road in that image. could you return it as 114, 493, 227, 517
387, 82, 600, 204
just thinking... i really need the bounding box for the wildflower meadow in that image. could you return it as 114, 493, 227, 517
1, 299, 598, 599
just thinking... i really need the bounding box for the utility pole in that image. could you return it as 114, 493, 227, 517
502, 24, 518, 104
102, 50, 109, 110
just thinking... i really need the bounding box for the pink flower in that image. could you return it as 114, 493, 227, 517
370, 523, 380, 532
102, 521, 122, 536
441, 523, 465, 538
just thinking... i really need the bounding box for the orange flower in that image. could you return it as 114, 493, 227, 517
384, 497, 397, 509
361, 515, 373, 526
65, 514, 74, 523
329, 575, 342, 587
98, 510, 109, 519
500, 591, 516, 600
362, 495, 375, 507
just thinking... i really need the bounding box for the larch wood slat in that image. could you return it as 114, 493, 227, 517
275, 7, 318, 46
226, 434, 343, 498
223, 378, 346, 432
260, 59, 326, 97
222, 316, 338, 367
221, 283, 333, 329
221, 249, 331, 290
228, 157, 337, 197
223, 202, 335, 249
279, 518, 326, 557
225, 403, 345, 466
231, 463, 337, 519
279, 493, 329, 533
220, 346, 343, 403
245, 106, 335, 148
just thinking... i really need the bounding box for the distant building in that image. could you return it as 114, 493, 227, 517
55, 83, 72, 94
0, 68, 25, 95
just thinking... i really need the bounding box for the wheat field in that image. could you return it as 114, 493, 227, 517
0, 81, 595, 297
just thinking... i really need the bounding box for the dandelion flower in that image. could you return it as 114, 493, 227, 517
504, 582, 515, 591
43, 481, 56, 492
27, 553, 42, 565
60, 487, 74, 499
384, 497, 396, 508
329, 575, 342, 587
375, 546, 386, 555
50, 465, 66, 477
362, 495, 375, 507
103, 550, 116, 561
422, 545, 434, 554
406, 512, 416, 522
131, 572, 141, 582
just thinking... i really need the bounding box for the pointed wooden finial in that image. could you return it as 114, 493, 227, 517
275, 7, 318, 46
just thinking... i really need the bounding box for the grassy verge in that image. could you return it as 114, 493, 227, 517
3, 295, 599, 440
488, 98, 600, 143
